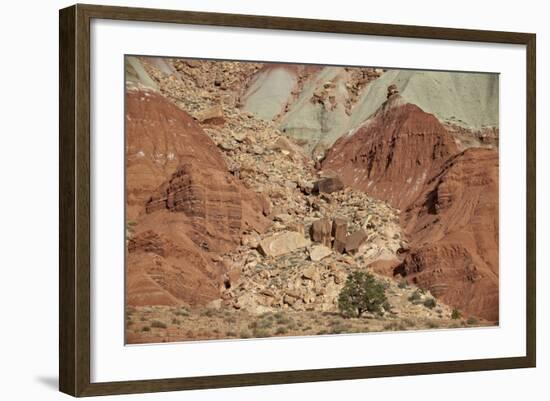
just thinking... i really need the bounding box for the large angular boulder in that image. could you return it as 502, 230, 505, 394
344, 229, 368, 254
310, 218, 332, 247
309, 245, 332, 261
331, 217, 348, 253
313, 177, 344, 194
258, 231, 310, 257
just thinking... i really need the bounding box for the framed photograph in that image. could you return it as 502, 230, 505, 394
59, 4, 536, 397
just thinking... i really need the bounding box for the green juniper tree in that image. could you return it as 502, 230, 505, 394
338, 271, 387, 318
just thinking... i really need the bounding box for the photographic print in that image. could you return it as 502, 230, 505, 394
124, 56, 499, 345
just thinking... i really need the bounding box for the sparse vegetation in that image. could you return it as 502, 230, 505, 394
151, 320, 167, 329
423, 298, 437, 309
466, 317, 478, 325
408, 290, 422, 303
338, 272, 387, 318
451, 309, 462, 320
398, 279, 408, 289
275, 326, 288, 335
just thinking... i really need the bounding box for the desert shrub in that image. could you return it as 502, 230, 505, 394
239, 330, 251, 339
423, 298, 437, 309
398, 279, 408, 289
466, 317, 479, 325
275, 326, 288, 335
383, 321, 406, 331
426, 321, 440, 329
338, 272, 387, 318
225, 331, 237, 337
151, 320, 167, 329
141, 326, 151, 332
175, 309, 189, 317
451, 309, 462, 320
201, 308, 216, 317
252, 327, 270, 338
171, 318, 180, 325
408, 290, 422, 303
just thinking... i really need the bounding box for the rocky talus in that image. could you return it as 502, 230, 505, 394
125, 57, 499, 343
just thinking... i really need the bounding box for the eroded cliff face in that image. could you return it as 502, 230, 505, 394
396, 148, 499, 320
322, 95, 459, 210
125, 89, 269, 308
125, 89, 227, 220
323, 95, 499, 321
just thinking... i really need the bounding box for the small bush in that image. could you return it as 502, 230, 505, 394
466, 317, 479, 325
408, 290, 422, 303
275, 326, 288, 335
151, 320, 167, 329
239, 330, 251, 339
338, 272, 387, 318
398, 279, 408, 289
252, 328, 271, 338
423, 298, 437, 309
201, 308, 216, 317
426, 321, 440, 329
171, 318, 180, 325
225, 331, 237, 337
451, 309, 462, 320
175, 310, 189, 317
141, 326, 151, 332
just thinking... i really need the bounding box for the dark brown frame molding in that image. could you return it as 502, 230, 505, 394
59, 3, 536, 397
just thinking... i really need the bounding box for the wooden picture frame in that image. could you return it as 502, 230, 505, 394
59, 3, 536, 397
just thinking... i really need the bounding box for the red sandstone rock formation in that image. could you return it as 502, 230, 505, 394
125, 89, 269, 307
396, 148, 499, 321
322, 95, 458, 210
324, 94, 499, 321
126, 89, 226, 220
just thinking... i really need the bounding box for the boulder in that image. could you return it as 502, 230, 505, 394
313, 177, 345, 194
310, 218, 332, 247
309, 245, 332, 261
331, 217, 348, 253
258, 231, 310, 257
197, 105, 225, 125
344, 229, 369, 254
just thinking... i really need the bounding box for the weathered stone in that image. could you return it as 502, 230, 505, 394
309, 245, 332, 261
197, 105, 225, 125
332, 217, 348, 253
241, 232, 261, 248
231, 131, 247, 142
302, 265, 317, 280
258, 231, 310, 257
310, 218, 332, 247
313, 177, 345, 194
286, 222, 305, 235
344, 229, 369, 254
274, 213, 292, 224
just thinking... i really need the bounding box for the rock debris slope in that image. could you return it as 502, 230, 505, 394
124, 56, 499, 343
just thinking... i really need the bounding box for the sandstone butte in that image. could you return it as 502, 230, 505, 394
125, 89, 270, 307
323, 94, 499, 321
